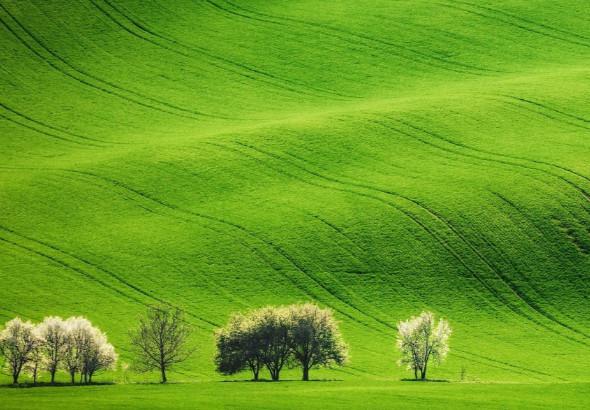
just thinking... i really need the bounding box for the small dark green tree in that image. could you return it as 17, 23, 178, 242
215, 314, 263, 381
288, 303, 348, 381
130, 306, 193, 383
254, 307, 292, 381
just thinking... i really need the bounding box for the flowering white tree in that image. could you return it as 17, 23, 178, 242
82, 328, 117, 383
396, 311, 451, 380
37, 316, 68, 384
0, 318, 41, 384
63, 317, 90, 384
24, 341, 44, 385
63, 317, 117, 384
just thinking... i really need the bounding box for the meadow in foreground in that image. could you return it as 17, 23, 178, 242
1, 381, 589, 410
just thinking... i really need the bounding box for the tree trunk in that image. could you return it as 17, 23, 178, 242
414, 367, 418, 380
70, 371, 76, 384
161, 366, 167, 383
302, 366, 309, 381
88, 373, 93, 384
253, 367, 259, 381
421, 359, 429, 380
12, 371, 19, 385
270, 368, 280, 381
50, 370, 56, 384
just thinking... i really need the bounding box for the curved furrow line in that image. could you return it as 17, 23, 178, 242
94, 0, 356, 101
0, 112, 102, 148
272, 205, 366, 267
380, 117, 590, 214
500, 95, 590, 127
499, 100, 590, 132
489, 191, 590, 296
270, 204, 405, 322
45, 168, 299, 313
451, 351, 546, 381
437, 2, 590, 49
197, 143, 402, 332
201, 143, 411, 324
277, 144, 590, 341
0, 4, 226, 121
206, 0, 495, 76
402, 195, 590, 340
233, 142, 590, 343
303, 212, 368, 262
454, 348, 566, 381
0, 235, 147, 310
455, 0, 590, 43
56, 167, 392, 335
0, 224, 218, 328
0, 102, 122, 145
224, 142, 521, 314
392, 117, 590, 202
87, 0, 326, 103
165, 260, 253, 311
120, 0, 361, 100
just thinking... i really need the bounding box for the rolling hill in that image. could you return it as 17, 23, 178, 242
1, 0, 589, 407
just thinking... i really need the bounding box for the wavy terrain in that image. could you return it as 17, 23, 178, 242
1, 0, 589, 394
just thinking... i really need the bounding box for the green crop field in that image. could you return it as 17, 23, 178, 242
1, 0, 589, 408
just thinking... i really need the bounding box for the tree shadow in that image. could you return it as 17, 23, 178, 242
400, 378, 450, 383
0, 382, 116, 389
220, 379, 344, 383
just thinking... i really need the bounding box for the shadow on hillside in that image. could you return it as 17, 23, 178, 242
400, 378, 450, 383
0, 382, 115, 389
221, 379, 344, 383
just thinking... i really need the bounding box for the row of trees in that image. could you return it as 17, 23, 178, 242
0, 316, 117, 385
215, 303, 348, 381
1, 307, 451, 384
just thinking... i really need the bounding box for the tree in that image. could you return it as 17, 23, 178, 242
396, 311, 451, 380
215, 313, 263, 381
62, 316, 116, 384
37, 316, 68, 384
0, 318, 40, 384
130, 306, 193, 383
253, 307, 292, 381
82, 330, 117, 384
288, 303, 348, 381
63, 317, 91, 384
24, 343, 43, 385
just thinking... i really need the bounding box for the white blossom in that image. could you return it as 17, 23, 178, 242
396, 311, 451, 380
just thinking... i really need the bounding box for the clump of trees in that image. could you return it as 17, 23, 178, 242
215, 303, 348, 381
0, 316, 117, 385
396, 311, 451, 380
129, 306, 193, 383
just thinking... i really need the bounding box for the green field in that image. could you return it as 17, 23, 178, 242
1, 0, 589, 408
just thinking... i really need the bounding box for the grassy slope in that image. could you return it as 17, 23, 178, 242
1, 0, 589, 404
